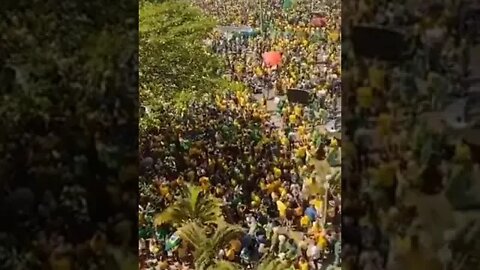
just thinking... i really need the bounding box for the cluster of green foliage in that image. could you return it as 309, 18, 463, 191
139, 0, 234, 119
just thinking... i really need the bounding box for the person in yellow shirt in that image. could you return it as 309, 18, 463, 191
226, 247, 236, 261
255, 66, 263, 77
289, 113, 297, 124
277, 200, 287, 218
299, 257, 309, 270
310, 197, 323, 213
274, 167, 282, 178
317, 233, 327, 250
329, 30, 340, 43
296, 146, 307, 163
267, 182, 277, 195
259, 179, 267, 191
294, 105, 302, 116
300, 215, 310, 228
279, 186, 288, 198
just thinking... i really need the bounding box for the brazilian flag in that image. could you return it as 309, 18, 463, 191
282, 0, 295, 9
165, 233, 182, 251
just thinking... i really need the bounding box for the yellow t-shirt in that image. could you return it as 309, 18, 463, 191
296, 146, 307, 158
317, 235, 327, 249
255, 67, 263, 76
260, 181, 266, 191
300, 261, 309, 270
239, 96, 245, 107
266, 183, 277, 194
330, 138, 338, 147
226, 248, 236, 260
252, 194, 261, 204
310, 199, 323, 212
289, 114, 297, 123
301, 215, 310, 227
274, 167, 282, 178
277, 200, 287, 217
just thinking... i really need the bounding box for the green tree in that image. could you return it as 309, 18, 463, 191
176, 221, 244, 270
153, 185, 224, 227
140, 0, 224, 109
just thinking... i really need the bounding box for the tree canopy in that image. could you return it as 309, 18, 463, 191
140, 0, 227, 113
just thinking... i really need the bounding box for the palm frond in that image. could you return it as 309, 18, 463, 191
153, 184, 223, 227
153, 203, 191, 226
188, 184, 203, 212
176, 222, 205, 250
210, 222, 244, 250
209, 260, 242, 270
195, 249, 217, 270
197, 196, 223, 224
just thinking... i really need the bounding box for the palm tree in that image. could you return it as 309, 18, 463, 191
176, 221, 245, 270
153, 184, 223, 227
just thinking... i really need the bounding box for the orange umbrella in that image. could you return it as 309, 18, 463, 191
262, 51, 282, 67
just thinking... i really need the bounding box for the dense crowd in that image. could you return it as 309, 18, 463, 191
209, 0, 340, 96
139, 0, 342, 269
343, 0, 480, 270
